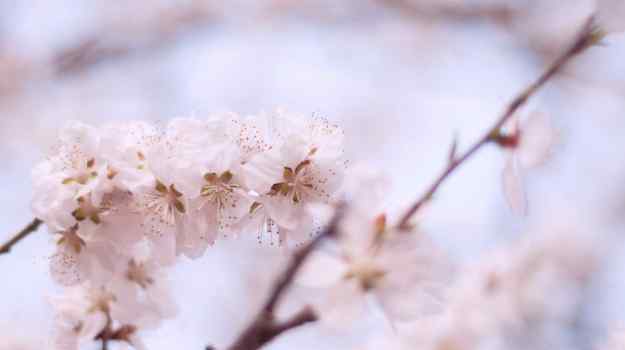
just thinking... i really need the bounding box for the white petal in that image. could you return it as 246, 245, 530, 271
317, 281, 367, 329
80, 311, 108, 340
376, 284, 446, 323
261, 196, 302, 231
242, 150, 283, 194
375, 233, 453, 322
278, 209, 317, 244
50, 248, 83, 286
296, 251, 347, 288
179, 200, 217, 259
518, 112, 555, 168
502, 155, 527, 215
50, 325, 79, 350
145, 220, 177, 266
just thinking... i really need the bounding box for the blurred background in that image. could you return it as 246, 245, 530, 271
1, 0, 625, 349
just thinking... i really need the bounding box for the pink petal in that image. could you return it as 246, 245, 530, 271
502, 155, 527, 215
295, 251, 347, 288
518, 112, 555, 168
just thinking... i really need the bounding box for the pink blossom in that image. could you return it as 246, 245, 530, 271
500, 112, 555, 215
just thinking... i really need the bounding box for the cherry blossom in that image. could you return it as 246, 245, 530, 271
497, 112, 556, 215
32, 111, 347, 348
49, 256, 175, 350
243, 112, 345, 245
298, 222, 452, 327
50, 284, 115, 350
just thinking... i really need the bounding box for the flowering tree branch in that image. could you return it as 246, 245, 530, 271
226, 206, 344, 350
0, 218, 42, 255
397, 15, 601, 230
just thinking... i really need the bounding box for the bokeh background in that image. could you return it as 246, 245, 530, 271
1, 0, 625, 349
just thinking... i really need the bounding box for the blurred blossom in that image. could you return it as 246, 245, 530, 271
297, 165, 453, 327
359, 227, 601, 350
499, 112, 556, 215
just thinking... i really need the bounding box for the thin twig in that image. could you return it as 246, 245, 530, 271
397, 16, 600, 230
379, 0, 516, 25
54, 4, 213, 75
0, 218, 42, 255
0, 2, 215, 99
226, 206, 344, 350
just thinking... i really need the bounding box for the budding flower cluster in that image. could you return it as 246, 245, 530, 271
31, 111, 345, 348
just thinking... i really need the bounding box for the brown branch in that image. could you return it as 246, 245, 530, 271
397, 16, 601, 230
226, 206, 344, 350
95, 313, 137, 350
96, 313, 112, 350
0, 2, 216, 99
378, 0, 517, 25
54, 4, 214, 75
0, 218, 42, 255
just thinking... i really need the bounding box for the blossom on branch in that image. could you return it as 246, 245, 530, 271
33, 110, 346, 349
494, 112, 556, 215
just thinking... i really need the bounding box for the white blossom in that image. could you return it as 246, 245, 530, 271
243, 111, 345, 245
501, 112, 556, 215
32, 111, 347, 347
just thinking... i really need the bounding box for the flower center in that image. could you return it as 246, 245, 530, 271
72, 195, 104, 224
126, 259, 154, 289
62, 158, 98, 185
57, 225, 86, 254
143, 180, 186, 225
268, 159, 314, 203
201, 171, 240, 209
87, 288, 116, 314
344, 259, 387, 291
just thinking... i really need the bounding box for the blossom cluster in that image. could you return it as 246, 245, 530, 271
32, 111, 346, 348
30, 109, 558, 349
